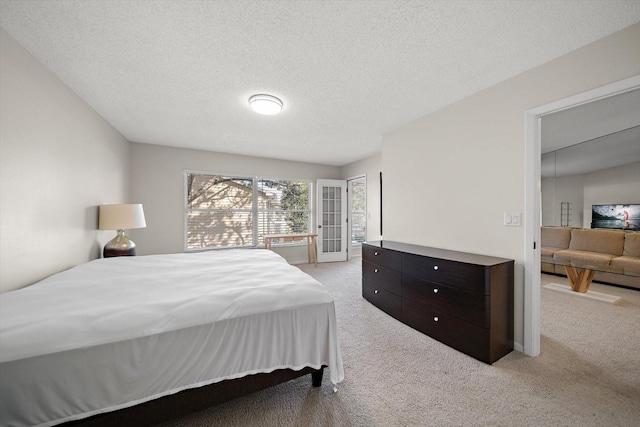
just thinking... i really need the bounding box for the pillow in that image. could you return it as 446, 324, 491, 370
569, 228, 625, 256
623, 232, 640, 258
541, 227, 571, 249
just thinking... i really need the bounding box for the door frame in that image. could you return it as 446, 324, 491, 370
523, 74, 640, 357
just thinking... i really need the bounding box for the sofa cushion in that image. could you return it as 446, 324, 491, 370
541, 246, 562, 258
541, 262, 555, 274
610, 256, 640, 277
569, 229, 625, 256
541, 227, 571, 249
554, 249, 615, 268
623, 232, 640, 257
540, 246, 558, 274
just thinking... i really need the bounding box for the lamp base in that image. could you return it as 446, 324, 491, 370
104, 230, 136, 258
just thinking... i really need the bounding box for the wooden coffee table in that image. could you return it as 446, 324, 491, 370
541, 256, 639, 304
562, 265, 597, 293
542, 256, 639, 292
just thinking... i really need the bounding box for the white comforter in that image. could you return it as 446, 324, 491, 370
0, 249, 344, 426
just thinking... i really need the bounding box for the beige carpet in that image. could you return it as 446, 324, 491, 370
162, 258, 640, 426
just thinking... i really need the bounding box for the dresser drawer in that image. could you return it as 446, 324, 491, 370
362, 281, 401, 320
402, 307, 491, 363
402, 253, 487, 294
361, 240, 513, 364
362, 244, 402, 271
402, 275, 489, 328
362, 261, 401, 295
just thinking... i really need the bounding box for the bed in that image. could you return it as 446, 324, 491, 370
0, 249, 344, 426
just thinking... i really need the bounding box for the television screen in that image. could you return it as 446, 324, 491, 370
591, 204, 640, 230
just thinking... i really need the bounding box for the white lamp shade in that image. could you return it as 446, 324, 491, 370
99, 204, 146, 230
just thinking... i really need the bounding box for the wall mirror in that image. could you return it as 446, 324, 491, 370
541, 89, 640, 229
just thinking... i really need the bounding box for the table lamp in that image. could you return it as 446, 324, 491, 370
98, 204, 146, 257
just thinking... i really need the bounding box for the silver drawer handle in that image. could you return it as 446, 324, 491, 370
374, 289, 379, 294
433, 317, 439, 322
433, 288, 438, 293
433, 266, 439, 270
374, 251, 379, 256
374, 268, 379, 273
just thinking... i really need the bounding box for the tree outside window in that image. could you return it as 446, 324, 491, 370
186, 173, 312, 250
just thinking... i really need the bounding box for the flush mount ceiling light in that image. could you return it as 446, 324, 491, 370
249, 94, 283, 115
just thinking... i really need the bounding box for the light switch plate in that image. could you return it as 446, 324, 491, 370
504, 212, 521, 226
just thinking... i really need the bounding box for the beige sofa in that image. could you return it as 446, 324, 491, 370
541, 227, 640, 289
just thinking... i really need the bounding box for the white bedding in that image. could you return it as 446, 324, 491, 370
0, 249, 344, 426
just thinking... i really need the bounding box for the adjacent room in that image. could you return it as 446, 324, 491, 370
1, 1, 639, 426
540, 89, 640, 297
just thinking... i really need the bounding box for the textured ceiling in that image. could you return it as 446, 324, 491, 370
542, 89, 640, 154
1, 1, 640, 166
541, 125, 640, 178
541, 89, 640, 177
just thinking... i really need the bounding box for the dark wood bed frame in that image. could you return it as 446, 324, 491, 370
65, 367, 324, 426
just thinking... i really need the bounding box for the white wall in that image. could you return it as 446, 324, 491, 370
382, 23, 640, 349
542, 161, 640, 228
583, 161, 640, 227
341, 152, 383, 243
129, 143, 340, 263
541, 174, 585, 227
0, 30, 130, 293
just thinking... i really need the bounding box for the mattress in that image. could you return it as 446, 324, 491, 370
0, 249, 344, 426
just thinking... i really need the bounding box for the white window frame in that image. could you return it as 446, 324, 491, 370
184, 171, 313, 251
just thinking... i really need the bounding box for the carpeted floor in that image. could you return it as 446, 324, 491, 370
162, 258, 640, 426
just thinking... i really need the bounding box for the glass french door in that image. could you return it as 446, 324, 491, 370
316, 179, 348, 263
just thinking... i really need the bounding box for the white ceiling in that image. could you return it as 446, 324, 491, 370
541, 89, 640, 178
541, 124, 640, 178
542, 88, 640, 154
1, 1, 640, 166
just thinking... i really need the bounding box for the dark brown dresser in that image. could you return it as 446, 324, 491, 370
362, 240, 514, 364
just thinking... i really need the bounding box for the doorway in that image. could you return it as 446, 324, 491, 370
316, 179, 348, 263
523, 75, 640, 357
348, 176, 367, 259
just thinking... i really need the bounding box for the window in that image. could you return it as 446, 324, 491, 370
349, 177, 366, 245
185, 173, 312, 250
258, 179, 311, 239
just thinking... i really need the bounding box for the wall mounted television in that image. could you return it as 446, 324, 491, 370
591, 204, 640, 230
